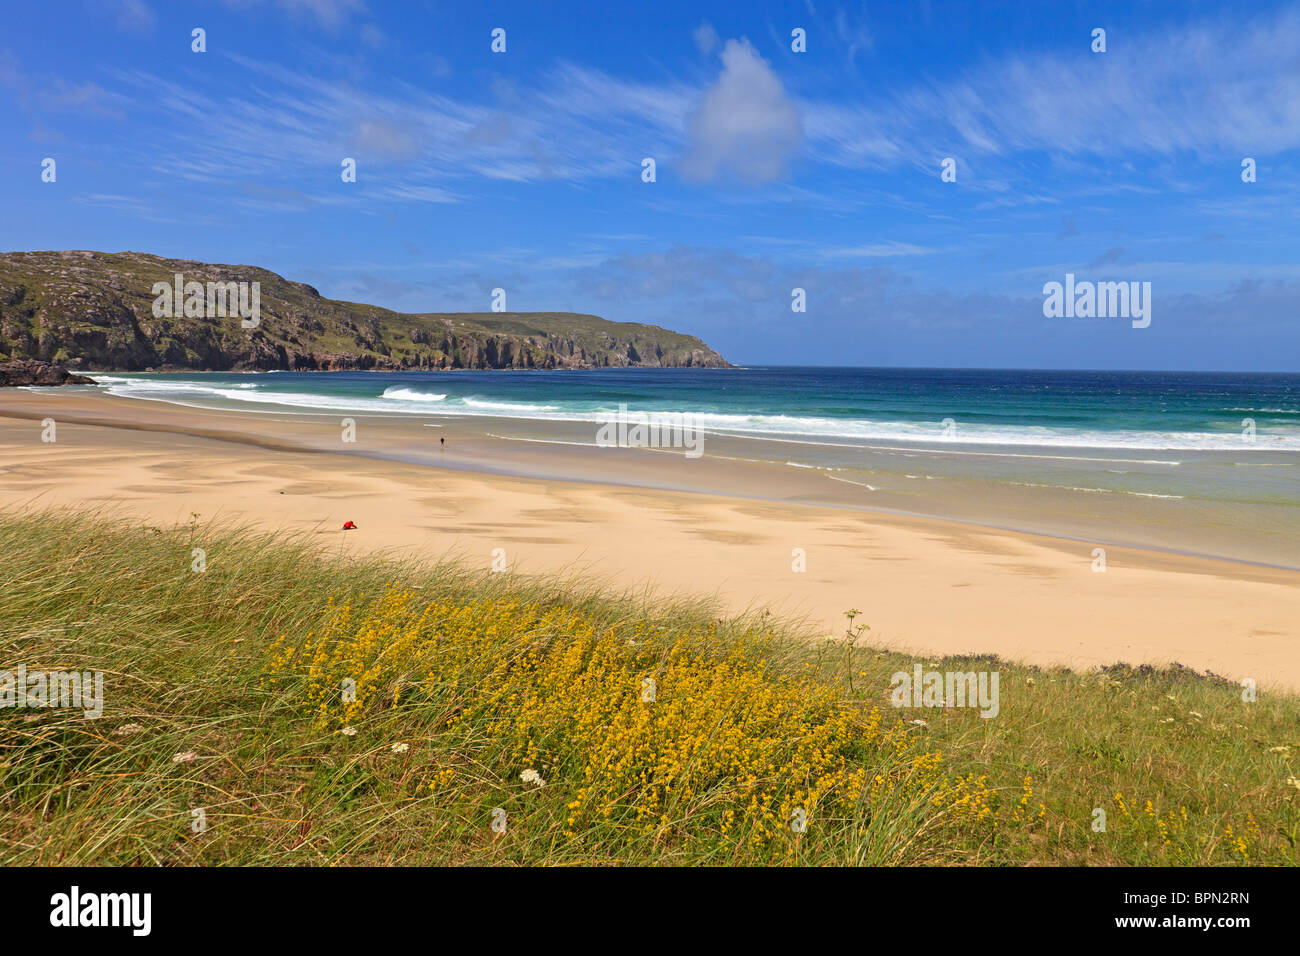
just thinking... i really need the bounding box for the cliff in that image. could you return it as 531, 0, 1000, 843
0, 250, 731, 372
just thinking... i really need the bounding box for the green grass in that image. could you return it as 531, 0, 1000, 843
1, 510, 1296, 866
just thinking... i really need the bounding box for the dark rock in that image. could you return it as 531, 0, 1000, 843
0, 359, 96, 387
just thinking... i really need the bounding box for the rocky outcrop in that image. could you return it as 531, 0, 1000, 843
0, 250, 732, 373
0, 359, 95, 387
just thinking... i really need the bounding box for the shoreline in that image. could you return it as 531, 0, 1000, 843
3, 387, 1298, 690
10, 389, 1300, 574
16, 381, 1300, 570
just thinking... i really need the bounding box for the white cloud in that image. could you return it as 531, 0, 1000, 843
112, 0, 155, 34
680, 39, 803, 184
221, 0, 365, 30
0, 52, 124, 118
81, 4, 1300, 206
107, 50, 698, 193
833, 7, 874, 66
820, 242, 933, 258
693, 21, 719, 55
376, 184, 460, 204
354, 118, 421, 160
806, 6, 1300, 169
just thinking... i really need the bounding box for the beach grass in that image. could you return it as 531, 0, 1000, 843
1, 510, 1296, 866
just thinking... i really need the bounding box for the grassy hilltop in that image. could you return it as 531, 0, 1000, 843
0, 250, 731, 373
1, 512, 1296, 866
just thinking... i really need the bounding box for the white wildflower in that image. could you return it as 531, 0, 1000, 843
520, 768, 546, 788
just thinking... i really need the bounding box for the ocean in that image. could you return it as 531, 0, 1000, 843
88, 366, 1300, 452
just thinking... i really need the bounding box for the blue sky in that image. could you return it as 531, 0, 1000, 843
2, 0, 1298, 370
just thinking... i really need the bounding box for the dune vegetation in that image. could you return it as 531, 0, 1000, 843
1, 510, 1296, 866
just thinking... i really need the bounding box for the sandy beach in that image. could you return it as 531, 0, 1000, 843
3, 386, 1298, 690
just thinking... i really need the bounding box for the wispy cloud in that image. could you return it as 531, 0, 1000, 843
819, 241, 933, 258
42, 5, 1300, 210
221, 0, 367, 30
109, 0, 156, 34
0, 50, 126, 118
804, 6, 1300, 171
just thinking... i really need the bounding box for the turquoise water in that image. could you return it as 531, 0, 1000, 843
89, 366, 1300, 453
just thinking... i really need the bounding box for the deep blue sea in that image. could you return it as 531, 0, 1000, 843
89, 366, 1300, 452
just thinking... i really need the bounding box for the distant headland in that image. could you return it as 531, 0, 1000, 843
0, 250, 731, 373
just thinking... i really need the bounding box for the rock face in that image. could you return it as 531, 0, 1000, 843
0, 250, 732, 373
0, 359, 95, 387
